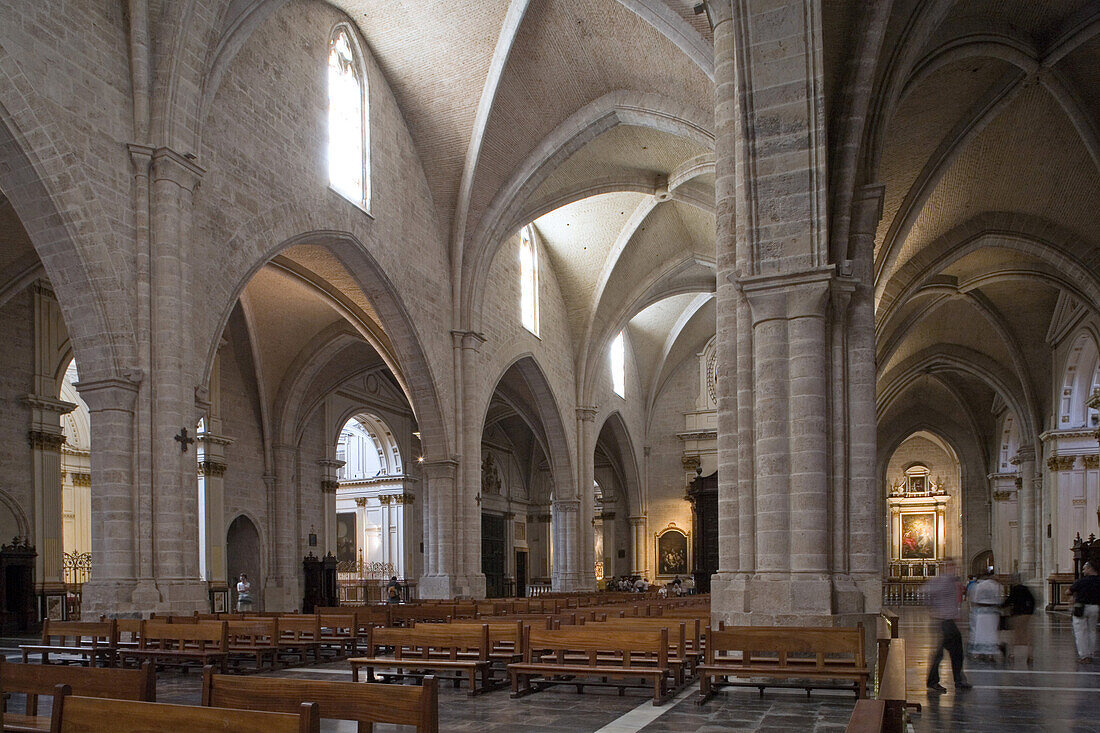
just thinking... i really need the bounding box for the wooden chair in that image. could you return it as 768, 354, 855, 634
0, 659, 154, 733
47, 686, 319, 733
20, 622, 117, 668
201, 667, 438, 732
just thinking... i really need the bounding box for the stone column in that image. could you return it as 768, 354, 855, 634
630, 515, 647, 577
266, 443, 300, 610
576, 406, 598, 590
74, 376, 141, 616
453, 330, 487, 598
1011, 447, 1036, 580
419, 458, 461, 598
711, 0, 878, 627
551, 498, 582, 590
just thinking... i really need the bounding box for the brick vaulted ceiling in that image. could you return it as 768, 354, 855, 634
203, 0, 1099, 443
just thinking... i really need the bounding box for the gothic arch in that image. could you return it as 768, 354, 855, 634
201, 223, 451, 463
594, 411, 643, 515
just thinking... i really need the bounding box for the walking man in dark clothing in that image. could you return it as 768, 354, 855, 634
924, 560, 971, 693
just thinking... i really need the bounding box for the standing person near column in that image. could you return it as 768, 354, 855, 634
1070, 562, 1100, 664
924, 560, 972, 693
1003, 575, 1035, 666
968, 571, 1004, 662
235, 573, 253, 613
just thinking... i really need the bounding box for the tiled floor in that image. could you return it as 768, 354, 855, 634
4, 609, 1098, 731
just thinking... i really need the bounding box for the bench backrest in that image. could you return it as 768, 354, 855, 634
139, 620, 228, 651
227, 619, 279, 646
50, 690, 319, 733
524, 627, 668, 667
0, 659, 155, 709
202, 668, 438, 732
314, 606, 388, 630
390, 606, 452, 625
706, 624, 865, 668
589, 618, 689, 655
41, 620, 116, 646
430, 621, 524, 649
318, 614, 357, 638
278, 615, 321, 641
369, 625, 490, 660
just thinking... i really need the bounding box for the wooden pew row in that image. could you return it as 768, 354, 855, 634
48, 688, 320, 733
508, 626, 674, 705
202, 667, 438, 732
0, 660, 155, 733
697, 624, 869, 701
20, 622, 117, 668
349, 625, 497, 695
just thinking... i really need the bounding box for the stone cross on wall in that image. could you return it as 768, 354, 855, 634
174, 427, 195, 452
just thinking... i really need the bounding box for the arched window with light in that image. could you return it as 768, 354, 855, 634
327, 26, 369, 210
519, 225, 539, 336
611, 331, 625, 398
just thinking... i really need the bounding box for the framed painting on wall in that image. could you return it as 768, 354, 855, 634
901, 513, 936, 560
655, 524, 689, 577
336, 512, 357, 564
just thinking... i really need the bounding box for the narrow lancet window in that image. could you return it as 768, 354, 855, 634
520, 225, 539, 335
611, 331, 625, 397
328, 28, 368, 207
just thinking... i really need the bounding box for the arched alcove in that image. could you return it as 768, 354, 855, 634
226, 515, 262, 611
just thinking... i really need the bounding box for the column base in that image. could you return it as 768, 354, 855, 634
552, 572, 594, 593
711, 571, 881, 626
263, 575, 301, 612
418, 573, 486, 600
80, 578, 208, 617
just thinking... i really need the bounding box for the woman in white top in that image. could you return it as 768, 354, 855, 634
236, 573, 253, 612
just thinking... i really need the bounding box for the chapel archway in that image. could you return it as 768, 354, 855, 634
226, 515, 262, 611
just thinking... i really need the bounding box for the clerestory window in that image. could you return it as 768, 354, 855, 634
520, 225, 539, 336
328, 27, 369, 209
611, 331, 625, 398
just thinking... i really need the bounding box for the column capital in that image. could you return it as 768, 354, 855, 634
151, 147, 205, 192
735, 267, 835, 325
1010, 446, 1036, 465
1086, 387, 1100, 411
74, 374, 142, 412
23, 395, 77, 416
450, 330, 487, 351
552, 499, 581, 513
197, 460, 227, 477
421, 457, 460, 480
629, 515, 647, 527
576, 406, 598, 422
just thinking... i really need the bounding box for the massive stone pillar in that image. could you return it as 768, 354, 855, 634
1011, 447, 1037, 580
419, 458, 464, 598
265, 443, 300, 610
711, 0, 879, 627
451, 330, 486, 598
551, 499, 583, 590
75, 376, 141, 617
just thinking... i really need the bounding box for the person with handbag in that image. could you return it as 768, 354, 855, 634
1070, 561, 1100, 664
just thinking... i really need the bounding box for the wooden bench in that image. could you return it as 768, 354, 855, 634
389, 606, 452, 627
123, 620, 229, 673
417, 621, 525, 667
19, 622, 117, 668
226, 619, 280, 672
201, 666, 438, 732
350, 625, 495, 695
508, 626, 672, 705
48, 688, 319, 733
0, 659, 154, 733
588, 618, 693, 682
314, 606, 388, 645
697, 624, 869, 702
275, 615, 322, 666
317, 614, 358, 658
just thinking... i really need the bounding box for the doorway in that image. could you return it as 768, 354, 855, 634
515, 550, 527, 598
226, 515, 261, 610
481, 513, 505, 598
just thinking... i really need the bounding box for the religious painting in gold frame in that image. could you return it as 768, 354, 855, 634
901, 513, 936, 560
655, 524, 689, 578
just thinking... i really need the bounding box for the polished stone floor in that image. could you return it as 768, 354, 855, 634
4, 608, 1097, 731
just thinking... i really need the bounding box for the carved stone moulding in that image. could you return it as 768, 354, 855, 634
992, 490, 1014, 502
197, 460, 227, 477
320, 479, 340, 494
1047, 454, 1078, 472
29, 430, 66, 451
1083, 455, 1099, 470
